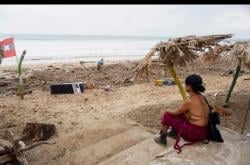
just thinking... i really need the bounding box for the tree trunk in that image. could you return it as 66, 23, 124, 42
224, 59, 241, 105
167, 64, 187, 101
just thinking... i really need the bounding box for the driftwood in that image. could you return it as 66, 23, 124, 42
0, 123, 56, 164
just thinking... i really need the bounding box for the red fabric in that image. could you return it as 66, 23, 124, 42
161, 112, 208, 153
0, 38, 16, 58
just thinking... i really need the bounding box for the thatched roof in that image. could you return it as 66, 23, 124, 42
221, 42, 250, 70
129, 34, 233, 81
201, 45, 233, 64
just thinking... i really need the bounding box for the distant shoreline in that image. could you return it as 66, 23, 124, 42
0, 58, 141, 71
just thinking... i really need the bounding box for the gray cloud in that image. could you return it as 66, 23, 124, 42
0, 5, 249, 38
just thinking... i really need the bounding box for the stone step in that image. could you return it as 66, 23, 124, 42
27, 119, 130, 165
98, 137, 176, 165
61, 127, 153, 165
150, 127, 250, 165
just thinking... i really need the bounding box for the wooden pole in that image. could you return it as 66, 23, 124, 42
167, 63, 187, 101
224, 58, 241, 105
17, 50, 26, 100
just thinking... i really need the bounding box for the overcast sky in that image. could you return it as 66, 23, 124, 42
0, 5, 250, 38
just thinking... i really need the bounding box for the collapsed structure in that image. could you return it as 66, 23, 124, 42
127, 34, 233, 100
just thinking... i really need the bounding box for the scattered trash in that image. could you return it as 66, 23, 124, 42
0, 81, 10, 87
163, 78, 175, 86
50, 82, 84, 94
155, 78, 175, 86
0, 123, 56, 164
22, 122, 56, 141
155, 154, 165, 158
104, 85, 112, 92
85, 81, 96, 89
154, 79, 163, 86
214, 91, 224, 97
221, 69, 249, 76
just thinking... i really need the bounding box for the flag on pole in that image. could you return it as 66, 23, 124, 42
0, 38, 16, 58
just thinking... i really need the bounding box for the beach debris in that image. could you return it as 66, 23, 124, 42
85, 81, 96, 89
163, 78, 175, 86
201, 45, 233, 65
50, 82, 84, 94
221, 69, 234, 76
126, 34, 233, 100
0, 81, 10, 87
154, 79, 163, 86
0, 123, 56, 165
104, 84, 112, 92
155, 78, 175, 86
22, 123, 56, 141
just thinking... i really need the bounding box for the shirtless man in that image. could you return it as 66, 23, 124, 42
154, 74, 209, 152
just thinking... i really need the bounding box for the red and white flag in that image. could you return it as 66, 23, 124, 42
0, 38, 16, 58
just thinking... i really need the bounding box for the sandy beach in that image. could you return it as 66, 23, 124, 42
0, 59, 250, 164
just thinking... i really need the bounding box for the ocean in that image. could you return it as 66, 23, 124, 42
0, 34, 168, 66
0, 34, 238, 66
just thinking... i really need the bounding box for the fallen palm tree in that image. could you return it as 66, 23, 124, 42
127, 34, 233, 100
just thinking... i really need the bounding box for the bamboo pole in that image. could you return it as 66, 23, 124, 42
167, 63, 187, 101
224, 58, 241, 105
17, 50, 26, 100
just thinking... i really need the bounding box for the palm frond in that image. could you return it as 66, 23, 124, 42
128, 34, 233, 81
222, 42, 250, 70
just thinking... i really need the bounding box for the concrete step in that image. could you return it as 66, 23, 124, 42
61, 127, 153, 165
150, 127, 250, 165
27, 119, 130, 165
98, 137, 176, 165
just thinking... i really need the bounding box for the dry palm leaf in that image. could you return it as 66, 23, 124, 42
221, 42, 250, 70
128, 34, 232, 81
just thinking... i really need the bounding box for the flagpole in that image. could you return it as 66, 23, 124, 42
13, 40, 19, 72
15, 53, 19, 72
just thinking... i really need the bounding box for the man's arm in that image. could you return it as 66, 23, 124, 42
167, 100, 190, 116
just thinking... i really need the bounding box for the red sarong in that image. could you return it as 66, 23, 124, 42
161, 112, 208, 153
